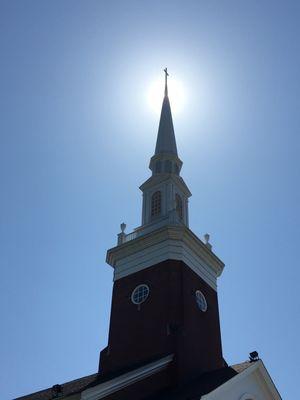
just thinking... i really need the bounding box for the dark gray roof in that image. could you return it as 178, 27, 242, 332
14, 361, 253, 400
14, 373, 99, 400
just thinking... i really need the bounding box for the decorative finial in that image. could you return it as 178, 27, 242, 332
120, 222, 126, 233
204, 233, 212, 250
117, 222, 127, 245
164, 68, 169, 97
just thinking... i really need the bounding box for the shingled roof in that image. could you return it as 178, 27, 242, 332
15, 361, 252, 400
15, 373, 99, 400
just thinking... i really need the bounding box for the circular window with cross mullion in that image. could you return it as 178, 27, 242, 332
131, 284, 150, 305
195, 290, 207, 312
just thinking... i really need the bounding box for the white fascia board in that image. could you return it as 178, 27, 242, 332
253, 361, 282, 400
113, 239, 218, 289
81, 354, 173, 400
107, 225, 224, 272
200, 360, 281, 400
139, 174, 169, 191
106, 225, 224, 291
139, 174, 191, 197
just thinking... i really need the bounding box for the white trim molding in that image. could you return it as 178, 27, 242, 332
106, 225, 224, 291
81, 354, 174, 400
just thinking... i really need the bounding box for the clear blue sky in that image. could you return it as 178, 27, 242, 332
1, 1, 299, 398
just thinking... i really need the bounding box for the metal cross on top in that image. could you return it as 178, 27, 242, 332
164, 67, 169, 96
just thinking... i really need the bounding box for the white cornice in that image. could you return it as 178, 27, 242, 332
106, 225, 224, 290
81, 354, 173, 400
139, 173, 191, 197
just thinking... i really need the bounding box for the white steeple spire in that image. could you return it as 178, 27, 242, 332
154, 68, 178, 156
150, 68, 182, 176
138, 69, 191, 232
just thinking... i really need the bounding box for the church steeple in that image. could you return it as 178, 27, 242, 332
100, 70, 225, 384
154, 68, 178, 156
140, 69, 191, 230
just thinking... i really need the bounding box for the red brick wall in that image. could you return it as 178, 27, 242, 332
100, 260, 224, 384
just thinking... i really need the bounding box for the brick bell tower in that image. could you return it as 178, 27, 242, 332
99, 69, 225, 386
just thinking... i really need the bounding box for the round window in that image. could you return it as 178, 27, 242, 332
195, 290, 207, 312
131, 284, 150, 305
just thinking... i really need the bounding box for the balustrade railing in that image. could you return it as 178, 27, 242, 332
117, 229, 137, 245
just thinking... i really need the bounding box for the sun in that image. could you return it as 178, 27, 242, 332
147, 75, 186, 115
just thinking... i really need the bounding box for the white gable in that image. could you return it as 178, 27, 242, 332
201, 361, 281, 400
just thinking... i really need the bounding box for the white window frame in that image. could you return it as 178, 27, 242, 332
131, 284, 150, 305
195, 290, 207, 312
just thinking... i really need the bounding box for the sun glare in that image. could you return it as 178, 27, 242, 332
147, 76, 186, 115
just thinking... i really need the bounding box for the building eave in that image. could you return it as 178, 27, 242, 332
81, 355, 174, 400
106, 225, 224, 290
